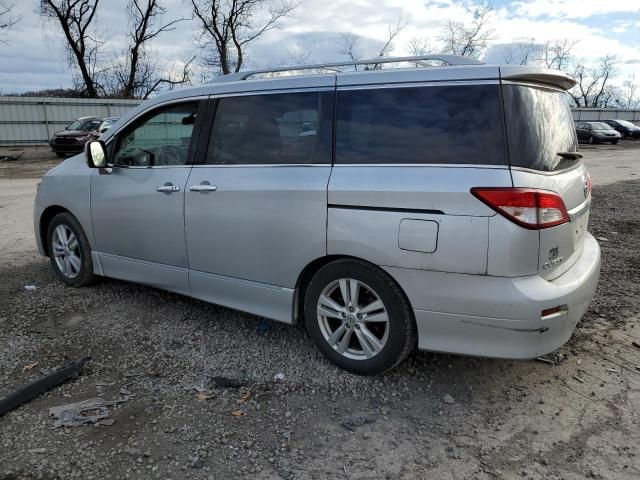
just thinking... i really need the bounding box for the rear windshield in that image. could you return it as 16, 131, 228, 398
503, 85, 578, 172
335, 84, 506, 165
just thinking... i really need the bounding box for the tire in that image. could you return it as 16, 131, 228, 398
304, 259, 416, 375
55, 152, 67, 158
47, 212, 95, 287
612, 140, 619, 145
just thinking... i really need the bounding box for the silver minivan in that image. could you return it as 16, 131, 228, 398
34, 55, 601, 374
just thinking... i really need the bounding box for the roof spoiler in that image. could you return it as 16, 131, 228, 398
499, 66, 576, 91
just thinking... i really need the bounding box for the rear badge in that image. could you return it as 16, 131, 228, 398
543, 247, 563, 270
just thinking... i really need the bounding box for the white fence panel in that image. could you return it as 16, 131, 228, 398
0, 96, 140, 146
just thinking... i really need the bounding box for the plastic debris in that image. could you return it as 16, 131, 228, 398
24, 285, 37, 291
231, 409, 245, 417
273, 372, 286, 383
49, 398, 110, 428
443, 394, 455, 404
0, 356, 90, 417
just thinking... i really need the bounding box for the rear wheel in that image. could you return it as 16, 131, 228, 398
612, 140, 619, 145
588, 135, 595, 144
304, 259, 416, 375
47, 212, 95, 287
55, 152, 66, 158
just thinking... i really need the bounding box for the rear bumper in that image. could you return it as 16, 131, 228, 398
384, 233, 601, 359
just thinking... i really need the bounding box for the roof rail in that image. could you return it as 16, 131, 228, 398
212, 54, 484, 83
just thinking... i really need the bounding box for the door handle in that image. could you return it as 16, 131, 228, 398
189, 183, 217, 193
157, 183, 180, 193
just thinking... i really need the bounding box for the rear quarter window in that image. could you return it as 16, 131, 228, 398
502, 84, 578, 172
335, 84, 506, 165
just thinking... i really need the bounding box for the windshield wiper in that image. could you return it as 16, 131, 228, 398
557, 151, 583, 161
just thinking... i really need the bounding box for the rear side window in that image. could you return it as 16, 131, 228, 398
503, 85, 578, 172
206, 91, 333, 165
335, 84, 506, 165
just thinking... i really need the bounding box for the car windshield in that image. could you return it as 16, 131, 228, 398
66, 120, 83, 130
615, 119, 637, 128
589, 122, 611, 130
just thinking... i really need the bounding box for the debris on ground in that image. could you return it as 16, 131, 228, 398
273, 372, 286, 383
573, 375, 585, 384
195, 392, 213, 401
632, 341, 640, 350
0, 356, 91, 417
0, 152, 23, 162
231, 409, 245, 417
49, 398, 110, 428
24, 285, 37, 291
536, 352, 567, 365
443, 394, 455, 404
22, 362, 39, 372
596, 237, 609, 242
256, 319, 272, 334
340, 416, 376, 432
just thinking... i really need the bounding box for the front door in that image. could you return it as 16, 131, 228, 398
184, 90, 334, 321
91, 100, 203, 294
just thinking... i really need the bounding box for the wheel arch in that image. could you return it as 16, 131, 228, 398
293, 255, 415, 324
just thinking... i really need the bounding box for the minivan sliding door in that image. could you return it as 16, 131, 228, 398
184, 89, 334, 322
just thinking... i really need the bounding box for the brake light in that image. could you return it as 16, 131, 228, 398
471, 188, 570, 229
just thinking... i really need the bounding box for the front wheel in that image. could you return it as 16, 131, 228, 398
55, 152, 66, 158
304, 259, 416, 375
612, 140, 619, 144
47, 212, 95, 287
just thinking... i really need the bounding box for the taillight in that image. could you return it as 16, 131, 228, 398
471, 188, 570, 229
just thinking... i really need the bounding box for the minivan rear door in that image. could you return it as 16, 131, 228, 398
502, 80, 591, 280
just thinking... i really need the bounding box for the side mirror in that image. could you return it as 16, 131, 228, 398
86, 140, 108, 168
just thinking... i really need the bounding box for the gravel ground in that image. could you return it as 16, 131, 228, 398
1, 155, 640, 479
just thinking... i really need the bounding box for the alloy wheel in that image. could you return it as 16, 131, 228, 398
316, 278, 389, 360
52, 224, 81, 279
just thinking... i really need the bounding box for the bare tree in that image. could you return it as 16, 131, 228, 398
337, 32, 361, 69
621, 75, 639, 109
191, 0, 299, 76
337, 16, 408, 71
408, 37, 430, 56
440, 1, 494, 59
541, 38, 578, 70
570, 55, 618, 107
502, 39, 541, 65
0, 1, 19, 36
40, 0, 102, 97
111, 0, 187, 98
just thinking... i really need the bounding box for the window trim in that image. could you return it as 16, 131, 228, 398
108, 99, 206, 169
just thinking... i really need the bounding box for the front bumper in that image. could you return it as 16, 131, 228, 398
385, 233, 601, 359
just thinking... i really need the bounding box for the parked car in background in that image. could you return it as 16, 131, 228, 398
34, 56, 600, 374
97, 117, 120, 134
575, 122, 621, 144
49, 117, 103, 157
602, 119, 640, 139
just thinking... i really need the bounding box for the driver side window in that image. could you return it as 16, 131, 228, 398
113, 102, 199, 167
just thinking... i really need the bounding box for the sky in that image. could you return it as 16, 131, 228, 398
0, 0, 639, 95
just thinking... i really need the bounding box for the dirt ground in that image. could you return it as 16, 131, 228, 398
0, 144, 639, 480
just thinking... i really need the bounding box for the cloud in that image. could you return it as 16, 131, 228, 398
0, 0, 638, 94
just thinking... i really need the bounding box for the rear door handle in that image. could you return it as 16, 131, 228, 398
157, 184, 180, 193
189, 183, 217, 193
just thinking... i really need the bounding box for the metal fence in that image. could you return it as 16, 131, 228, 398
0, 96, 140, 146
0, 96, 639, 147
572, 108, 640, 123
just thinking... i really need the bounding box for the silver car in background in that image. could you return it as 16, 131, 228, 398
34, 55, 601, 374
